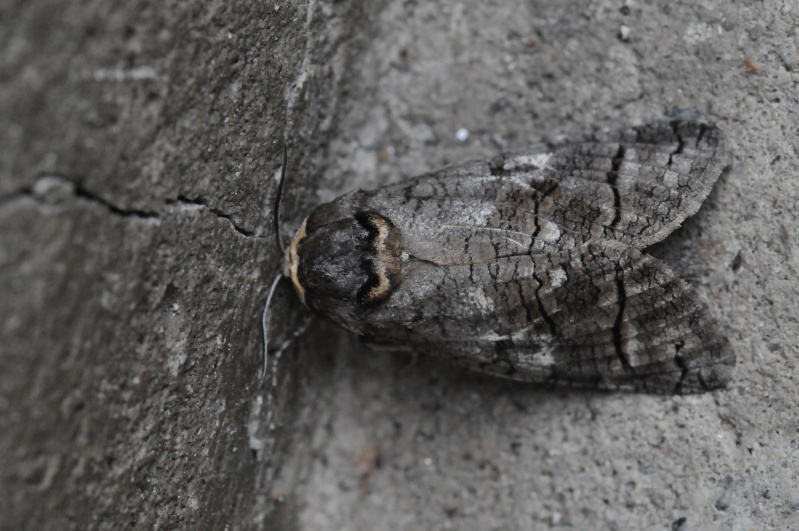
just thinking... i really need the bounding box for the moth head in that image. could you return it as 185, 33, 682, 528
285, 198, 404, 316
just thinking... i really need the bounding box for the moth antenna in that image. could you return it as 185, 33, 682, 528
260, 274, 284, 387
274, 144, 289, 253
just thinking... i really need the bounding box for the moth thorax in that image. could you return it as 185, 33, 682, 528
287, 208, 404, 311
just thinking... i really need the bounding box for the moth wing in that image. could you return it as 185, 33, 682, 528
526, 120, 727, 249
363, 121, 727, 265
388, 240, 734, 394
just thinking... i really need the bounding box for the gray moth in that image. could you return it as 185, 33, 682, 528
281, 121, 735, 394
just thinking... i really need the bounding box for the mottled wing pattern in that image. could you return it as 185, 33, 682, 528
358, 122, 733, 393
365, 241, 732, 393
363, 121, 726, 265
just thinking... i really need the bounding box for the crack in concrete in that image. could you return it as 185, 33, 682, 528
168, 195, 254, 237
3, 175, 261, 238
73, 183, 160, 219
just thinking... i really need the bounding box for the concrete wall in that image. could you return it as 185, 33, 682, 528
2, 0, 797, 529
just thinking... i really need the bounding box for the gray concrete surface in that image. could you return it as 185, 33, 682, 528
2, 0, 798, 530
0, 0, 371, 528
271, 1, 799, 530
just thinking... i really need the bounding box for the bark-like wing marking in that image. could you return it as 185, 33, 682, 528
363, 121, 727, 265
355, 122, 733, 393
398, 241, 734, 393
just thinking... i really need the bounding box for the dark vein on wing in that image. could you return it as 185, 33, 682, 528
606, 144, 626, 229
612, 267, 634, 373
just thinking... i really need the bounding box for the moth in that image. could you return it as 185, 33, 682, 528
278, 121, 735, 394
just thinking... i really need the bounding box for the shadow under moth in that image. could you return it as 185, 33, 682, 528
279, 121, 735, 394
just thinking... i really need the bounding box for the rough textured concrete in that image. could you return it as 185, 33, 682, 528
2, 0, 798, 530
0, 0, 378, 529
271, 1, 799, 530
